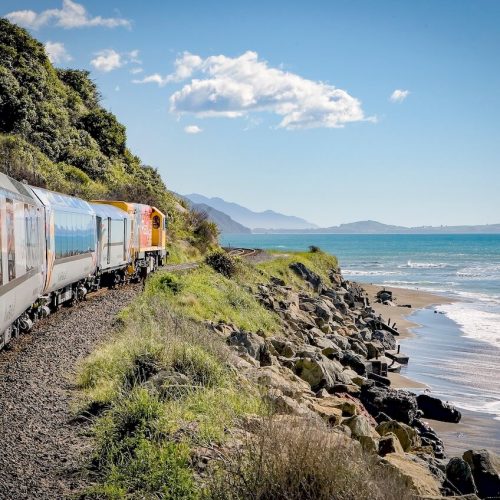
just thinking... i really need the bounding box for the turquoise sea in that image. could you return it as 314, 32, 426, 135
220, 234, 500, 438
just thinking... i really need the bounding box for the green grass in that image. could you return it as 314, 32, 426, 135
76, 300, 264, 499
255, 249, 338, 290
146, 265, 281, 334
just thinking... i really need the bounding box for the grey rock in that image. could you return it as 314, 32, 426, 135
463, 449, 500, 498
417, 394, 461, 423
446, 457, 477, 496
372, 330, 397, 350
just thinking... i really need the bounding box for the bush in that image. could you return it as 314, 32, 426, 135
207, 416, 413, 500
157, 273, 183, 294
205, 251, 236, 278
309, 245, 321, 253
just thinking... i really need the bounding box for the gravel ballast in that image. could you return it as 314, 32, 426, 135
0, 284, 141, 499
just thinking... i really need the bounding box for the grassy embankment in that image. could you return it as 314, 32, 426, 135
73, 250, 411, 499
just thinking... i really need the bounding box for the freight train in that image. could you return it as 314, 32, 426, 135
0, 172, 168, 350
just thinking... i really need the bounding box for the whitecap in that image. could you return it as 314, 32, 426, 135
437, 302, 500, 348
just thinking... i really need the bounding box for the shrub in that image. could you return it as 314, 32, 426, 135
309, 245, 321, 253
205, 251, 236, 278
157, 273, 183, 294
206, 416, 413, 500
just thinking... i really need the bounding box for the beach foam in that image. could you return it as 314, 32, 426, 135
438, 302, 500, 348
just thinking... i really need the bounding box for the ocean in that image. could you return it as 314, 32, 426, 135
220, 233, 500, 445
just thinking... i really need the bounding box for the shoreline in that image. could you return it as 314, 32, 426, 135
359, 283, 452, 390
360, 283, 454, 339
359, 281, 500, 454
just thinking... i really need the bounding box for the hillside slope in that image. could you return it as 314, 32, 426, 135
0, 18, 216, 252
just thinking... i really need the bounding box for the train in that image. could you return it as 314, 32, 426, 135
0, 172, 168, 350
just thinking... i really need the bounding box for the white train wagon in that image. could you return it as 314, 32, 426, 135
90, 202, 132, 287
30, 186, 98, 307
0, 173, 46, 349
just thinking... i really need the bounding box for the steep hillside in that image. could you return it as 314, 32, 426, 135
0, 19, 216, 254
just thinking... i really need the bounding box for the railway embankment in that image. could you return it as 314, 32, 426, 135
68, 249, 500, 499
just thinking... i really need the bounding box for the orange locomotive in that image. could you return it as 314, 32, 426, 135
92, 201, 168, 281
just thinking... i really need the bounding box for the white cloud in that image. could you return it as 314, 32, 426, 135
44, 41, 72, 64
90, 48, 141, 72
154, 51, 369, 130
5, 0, 130, 30
133, 73, 169, 86
90, 49, 122, 72
390, 89, 410, 103
184, 125, 203, 134
130, 67, 143, 74
127, 50, 141, 64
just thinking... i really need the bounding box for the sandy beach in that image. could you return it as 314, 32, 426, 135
359, 282, 500, 455
361, 283, 454, 339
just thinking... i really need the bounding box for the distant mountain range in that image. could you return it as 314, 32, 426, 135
254, 220, 500, 234
184, 194, 318, 230
190, 202, 251, 234
182, 194, 500, 235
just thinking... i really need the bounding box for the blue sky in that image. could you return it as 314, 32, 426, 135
4, 0, 500, 227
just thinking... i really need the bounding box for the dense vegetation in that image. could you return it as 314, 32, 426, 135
0, 18, 217, 256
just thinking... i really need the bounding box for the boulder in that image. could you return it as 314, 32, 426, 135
265, 391, 316, 418
382, 453, 442, 497
378, 432, 404, 456
417, 394, 461, 423
245, 365, 312, 400
341, 351, 367, 376
413, 419, 446, 459
289, 262, 322, 291
311, 402, 343, 426
360, 382, 419, 425
315, 301, 333, 321
365, 341, 381, 360
294, 354, 343, 391
372, 330, 397, 351
376, 419, 421, 451
327, 333, 349, 350
359, 435, 379, 454
463, 449, 500, 499
446, 457, 477, 495
343, 414, 379, 440
228, 330, 265, 361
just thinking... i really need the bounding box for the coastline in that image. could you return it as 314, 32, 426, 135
359, 282, 500, 454
360, 283, 451, 390
360, 283, 454, 339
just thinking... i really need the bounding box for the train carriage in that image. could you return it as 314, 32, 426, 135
92, 201, 167, 278
0, 173, 46, 348
30, 186, 98, 306
90, 203, 132, 286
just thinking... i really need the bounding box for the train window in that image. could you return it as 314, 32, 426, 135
25, 204, 31, 271
123, 218, 127, 261
0, 201, 3, 286
153, 215, 161, 229
6, 199, 15, 281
